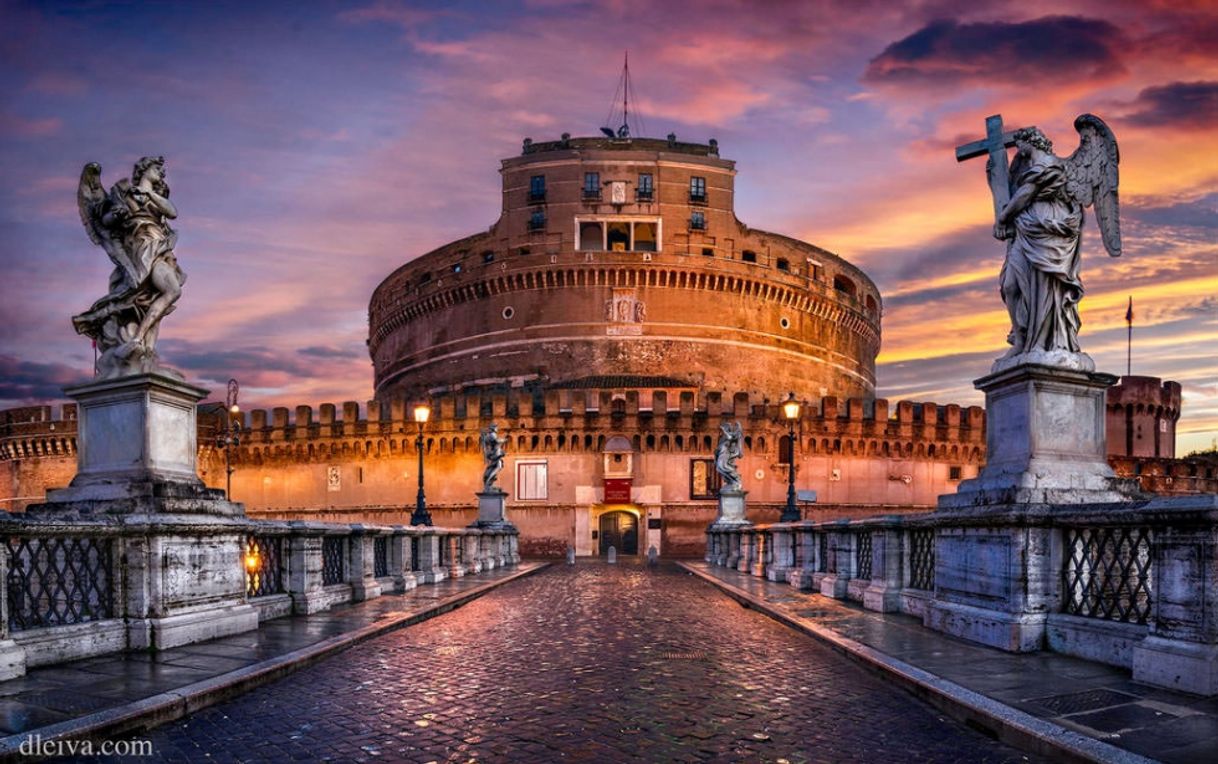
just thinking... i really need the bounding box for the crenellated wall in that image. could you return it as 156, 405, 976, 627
5, 381, 1210, 556
1106, 376, 1182, 459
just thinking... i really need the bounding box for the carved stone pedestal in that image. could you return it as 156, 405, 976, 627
22, 372, 257, 657
711, 488, 750, 527
941, 363, 1141, 508
471, 490, 515, 531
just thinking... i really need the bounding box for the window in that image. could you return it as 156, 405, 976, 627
702, 247, 714, 257
576, 217, 661, 253
689, 176, 707, 203
776, 258, 790, 272
741, 250, 757, 263
418, 272, 431, 284
637, 173, 653, 201
528, 175, 546, 203
529, 210, 545, 231
690, 211, 705, 230
583, 172, 601, 200
606, 222, 630, 251
949, 466, 962, 481
690, 458, 721, 499
579, 221, 603, 251
516, 461, 548, 500
633, 222, 657, 252
451, 263, 462, 274
778, 435, 793, 465
833, 274, 857, 296
482, 250, 495, 263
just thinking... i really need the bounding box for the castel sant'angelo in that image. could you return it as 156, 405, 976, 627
1, 127, 1211, 556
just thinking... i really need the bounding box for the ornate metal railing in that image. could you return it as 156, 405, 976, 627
410, 537, 421, 572
245, 535, 284, 598
321, 536, 345, 586
1063, 527, 1153, 625
5, 536, 113, 631
856, 531, 872, 580
909, 528, 935, 591
373, 536, 389, 578
818, 533, 828, 573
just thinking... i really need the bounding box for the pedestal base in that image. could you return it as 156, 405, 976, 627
133, 604, 259, 651
471, 490, 516, 530
711, 489, 750, 528
925, 600, 1047, 652
1133, 636, 1218, 696
941, 363, 1142, 509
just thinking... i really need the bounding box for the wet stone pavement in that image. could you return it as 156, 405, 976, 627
103, 562, 1041, 763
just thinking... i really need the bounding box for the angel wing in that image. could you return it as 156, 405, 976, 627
77, 163, 107, 245
1062, 114, 1121, 257
77, 163, 140, 287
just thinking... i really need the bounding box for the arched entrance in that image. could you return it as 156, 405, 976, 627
598, 510, 638, 555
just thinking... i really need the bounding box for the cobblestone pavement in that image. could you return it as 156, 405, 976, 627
110, 563, 1041, 763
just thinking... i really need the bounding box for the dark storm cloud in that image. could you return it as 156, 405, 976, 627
298, 345, 362, 359
865, 16, 1126, 86
158, 341, 319, 384
1122, 81, 1218, 129
1128, 192, 1218, 230
0, 355, 88, 401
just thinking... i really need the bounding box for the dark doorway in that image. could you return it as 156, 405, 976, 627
599, 510, 638, 555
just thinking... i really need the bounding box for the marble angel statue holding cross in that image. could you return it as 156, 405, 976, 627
956, 114, 1122, 373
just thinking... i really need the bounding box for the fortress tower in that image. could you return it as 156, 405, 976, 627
368, 134, 882, 404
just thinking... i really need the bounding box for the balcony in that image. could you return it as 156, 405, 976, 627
635, 190, 653, 202
582, 190, 602, 202
527, 191, 546, 204
688, 192, 708, 205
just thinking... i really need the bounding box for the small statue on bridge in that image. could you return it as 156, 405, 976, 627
74, 156, 186, 379
714, 421, 744, 492
480, 423, 507, 492
956, 115, 1121, 372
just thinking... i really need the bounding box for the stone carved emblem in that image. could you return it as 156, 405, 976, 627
605, 289, 645, 336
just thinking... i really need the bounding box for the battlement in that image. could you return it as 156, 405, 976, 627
1, 390, 985, 464
1107, 376, 1182, 417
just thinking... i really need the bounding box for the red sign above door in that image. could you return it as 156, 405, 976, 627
603, 478, 632, 503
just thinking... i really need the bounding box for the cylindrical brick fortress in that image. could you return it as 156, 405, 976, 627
369, 136, 881, 401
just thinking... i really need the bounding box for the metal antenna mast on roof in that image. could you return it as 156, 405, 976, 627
601, 52, 644, 139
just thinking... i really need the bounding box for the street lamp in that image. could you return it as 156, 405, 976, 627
780, 392, 801, 523
215, 378, 241, 499
411, 403, 432, 526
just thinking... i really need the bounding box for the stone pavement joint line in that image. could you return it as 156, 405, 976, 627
0, 563, 547, 762
101, 561, 1042, 763
680, 561, 1218, 764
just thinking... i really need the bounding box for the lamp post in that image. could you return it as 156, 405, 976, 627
215, 378, 241, 500
780, 392, 801, 523
411, 403, 432, 526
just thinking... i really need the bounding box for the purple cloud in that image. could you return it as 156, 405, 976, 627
1122, 81, 1218, 129
865, 16, 1126, 86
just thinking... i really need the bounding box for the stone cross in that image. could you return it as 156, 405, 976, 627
955, 114, 1023, 219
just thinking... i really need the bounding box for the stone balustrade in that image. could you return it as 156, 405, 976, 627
706, 494, 1218, 695
0, 514, 518, 680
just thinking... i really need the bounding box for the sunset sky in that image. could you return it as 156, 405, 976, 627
1, 0, 1216, 453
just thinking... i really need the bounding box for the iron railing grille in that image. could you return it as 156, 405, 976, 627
410, 537, 420, 571
1063, 527, 1153, 625
818, 533, 829, 573
6, 536, 113, 631
246, 535, 284, 598
909, 529, 935, 591
373, 537, 389, 578
321, 537, 345, 586
790, 533, 800, 567
857, 532, 873, 580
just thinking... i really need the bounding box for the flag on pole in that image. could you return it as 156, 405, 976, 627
1125, 296, 1134, 324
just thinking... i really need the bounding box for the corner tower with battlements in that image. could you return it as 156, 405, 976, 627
369, 134, 881, 403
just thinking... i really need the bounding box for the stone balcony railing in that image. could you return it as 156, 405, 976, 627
0, 515, 519, 677
706, 495, 1218, 696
